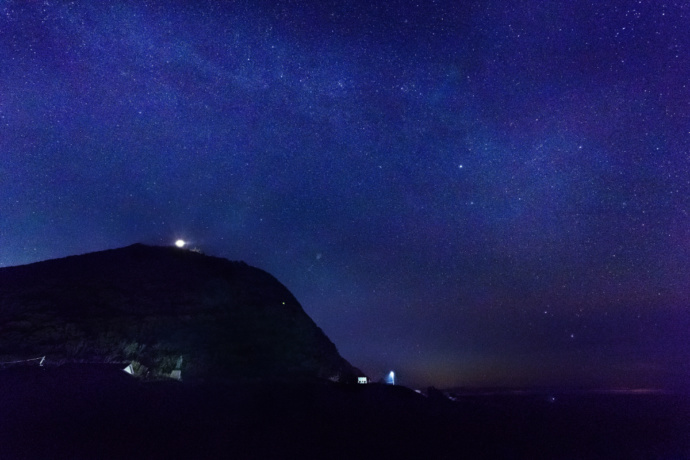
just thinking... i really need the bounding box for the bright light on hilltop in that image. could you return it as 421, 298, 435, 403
175, 239, 186, 248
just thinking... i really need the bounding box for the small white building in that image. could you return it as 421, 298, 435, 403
357, 377, 368, 384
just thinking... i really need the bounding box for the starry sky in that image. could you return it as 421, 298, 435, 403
1, 0, 689, 390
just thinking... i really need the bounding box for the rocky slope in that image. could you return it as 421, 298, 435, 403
0, 244, 359, 382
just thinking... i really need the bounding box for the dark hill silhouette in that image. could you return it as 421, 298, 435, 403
0, 244, 359, 382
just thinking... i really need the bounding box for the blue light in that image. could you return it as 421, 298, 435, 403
386, 370, 395, 385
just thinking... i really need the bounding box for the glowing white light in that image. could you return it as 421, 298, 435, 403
175, 239, 186, 248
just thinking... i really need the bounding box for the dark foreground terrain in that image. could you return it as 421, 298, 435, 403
1, 365, 688, 460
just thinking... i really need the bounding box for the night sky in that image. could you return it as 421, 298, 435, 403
1, 0, 688, 390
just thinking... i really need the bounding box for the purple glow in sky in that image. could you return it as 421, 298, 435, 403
1, 0, 688, 388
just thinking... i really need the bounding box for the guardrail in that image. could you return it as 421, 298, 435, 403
0, 356, 45, 366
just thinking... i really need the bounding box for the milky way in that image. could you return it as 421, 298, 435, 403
1, 0, 688, 388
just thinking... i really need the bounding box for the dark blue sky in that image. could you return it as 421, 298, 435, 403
1, 0, 688, 389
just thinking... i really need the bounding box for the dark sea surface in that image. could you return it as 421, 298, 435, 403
1, 365, 688, 459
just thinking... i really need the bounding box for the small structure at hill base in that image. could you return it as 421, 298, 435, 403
124, 356, 183, 380
357, 377, 368, 384
170, 355, 183, 380
122, 361, 148, 377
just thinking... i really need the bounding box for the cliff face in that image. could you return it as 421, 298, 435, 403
0, 244, 359, 382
